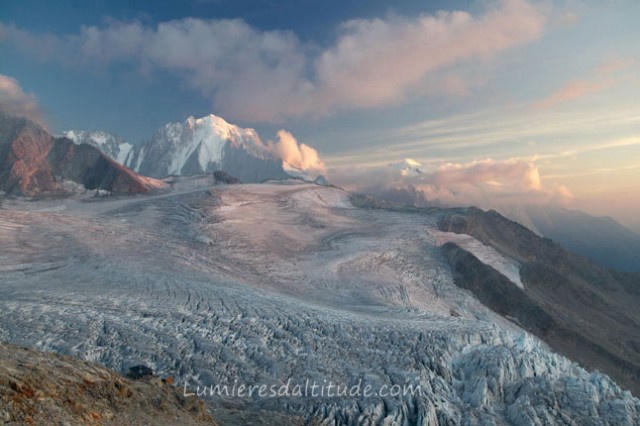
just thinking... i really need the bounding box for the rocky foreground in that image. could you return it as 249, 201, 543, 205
0, 342, 217, 425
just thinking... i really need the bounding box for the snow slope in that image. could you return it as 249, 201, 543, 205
0, 183, 638, 424
430, 229, 524, 289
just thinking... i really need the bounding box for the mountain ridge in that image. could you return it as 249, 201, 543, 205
65, 114, 300, 183
508, 204, 640, 272
438, 206, 640, 395
0, 111, 166, 196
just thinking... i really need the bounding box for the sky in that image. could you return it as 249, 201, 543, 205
1, 0, 639, 230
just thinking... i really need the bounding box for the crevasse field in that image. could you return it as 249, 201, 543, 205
1, 181, 638, 424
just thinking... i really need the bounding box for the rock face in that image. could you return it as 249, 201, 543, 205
439, 207, 640, 396
0, 342, 217, 426
0, 111, 165, 196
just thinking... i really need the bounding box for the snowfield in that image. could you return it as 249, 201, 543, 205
430, 230, 524, 290
0, 182, 638, 424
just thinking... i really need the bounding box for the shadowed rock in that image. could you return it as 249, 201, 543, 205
213, 170, 241, 184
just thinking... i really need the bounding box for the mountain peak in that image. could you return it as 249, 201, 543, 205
124, 113, 289, 181
390, 158, 424, 176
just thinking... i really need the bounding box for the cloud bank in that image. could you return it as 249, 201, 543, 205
331, 158, 572, 209
0, 74, 45, 127
0, 0, 546, 122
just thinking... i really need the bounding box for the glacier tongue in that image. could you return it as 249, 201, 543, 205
0, 183, 638, 424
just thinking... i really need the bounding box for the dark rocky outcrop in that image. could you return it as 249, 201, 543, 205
0, 111, 164, 196
127, 364, 153, 379
213, 170, 241, 184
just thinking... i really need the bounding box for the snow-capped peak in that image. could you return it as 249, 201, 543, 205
62, 130, 134, 166
149, 114, 268, 177
390, 158, 424, 176
62, 113, 321, 184
186, 114, 244, 139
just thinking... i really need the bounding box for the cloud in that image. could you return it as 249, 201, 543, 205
330, 157, 572, 209
264, 130, 326, 174
313, 0, 545, 111
428, 159, 542, 191
532, 58, 634, 110
0, 0, 547, 122
532, 79, 610, 110
0, 74, 46, 127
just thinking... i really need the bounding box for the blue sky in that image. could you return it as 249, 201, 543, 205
1, 0, 639, 229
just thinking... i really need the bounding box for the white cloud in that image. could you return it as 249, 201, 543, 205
0, 74, 46, 127
0, 0, 547, 122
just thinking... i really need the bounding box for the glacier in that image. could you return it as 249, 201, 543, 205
0, 182, 638, 424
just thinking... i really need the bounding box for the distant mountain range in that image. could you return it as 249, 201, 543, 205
0, 111, 165, 196
63, 114, 297, 183
500, 205, 640, 273
361, 160, 640, 273
9, 110, 639, 273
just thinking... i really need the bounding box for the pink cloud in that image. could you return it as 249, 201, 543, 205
313, 0, 546, 112
532, 79, 611, 110
532, 58, 634, 110
330, 157, 572, 209
0, 0, 548, 123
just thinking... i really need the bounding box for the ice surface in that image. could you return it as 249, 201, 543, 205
0, 183, 637, 424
